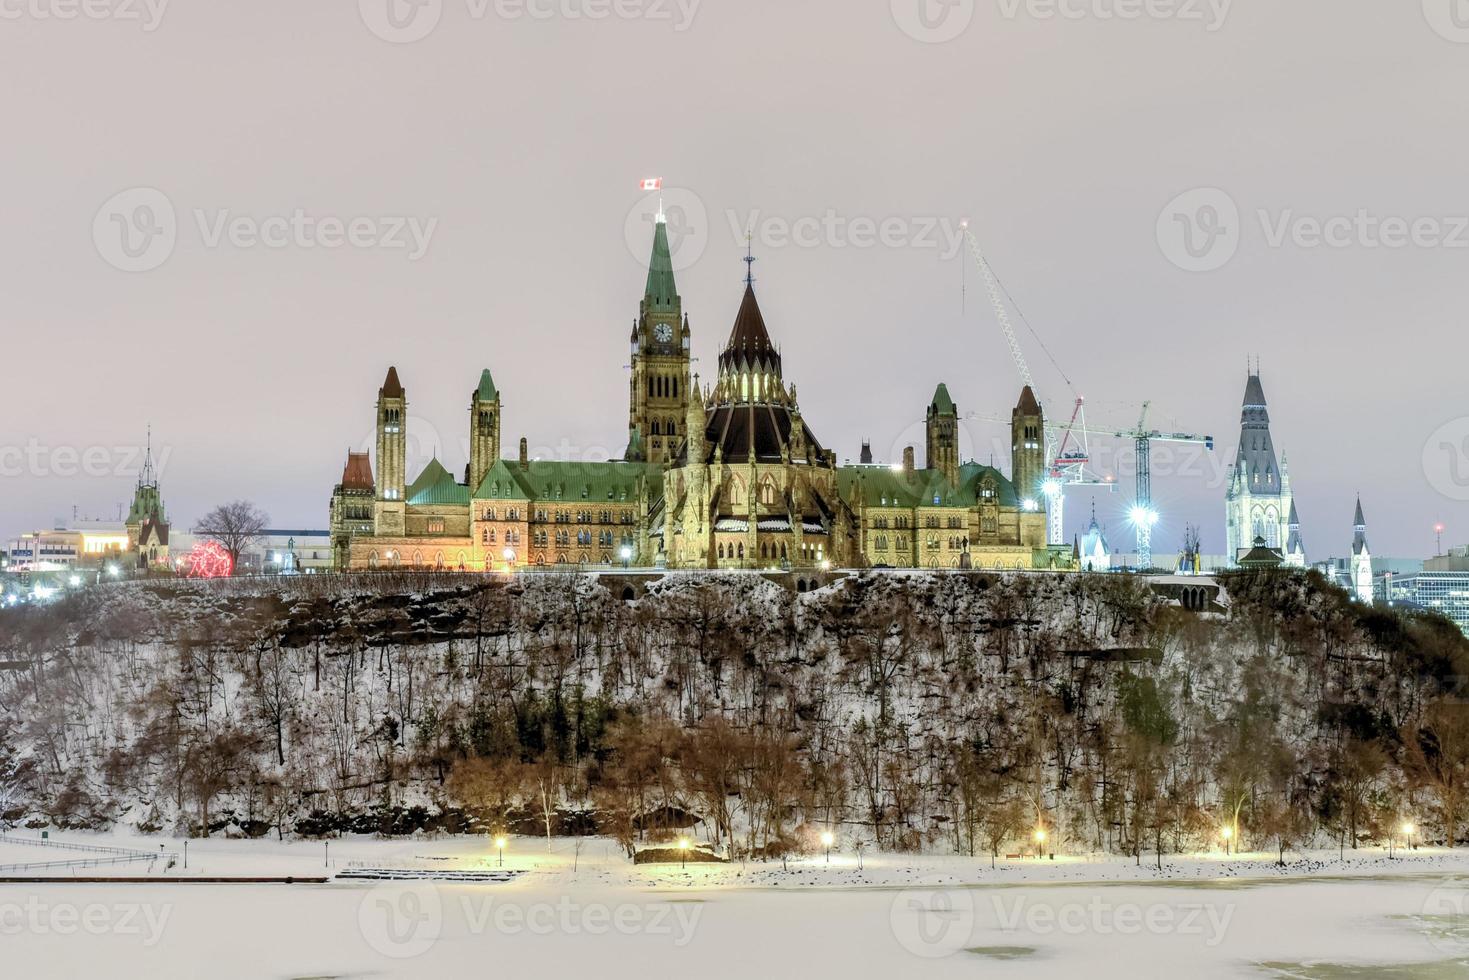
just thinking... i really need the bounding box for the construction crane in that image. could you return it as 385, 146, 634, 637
1102, 402, 1214, 570
960, 222, 1110, 545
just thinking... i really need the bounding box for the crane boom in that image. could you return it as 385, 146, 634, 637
962, 224, 1034, 391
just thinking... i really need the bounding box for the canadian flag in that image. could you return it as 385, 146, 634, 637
639, 178, 663, 191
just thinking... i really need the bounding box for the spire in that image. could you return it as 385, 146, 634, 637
720, 282, 781, 379
139, 424, 156, 489
1354, 496, 1365, 528
1232, 369, 1280, 497
380, 366, 405, 399
644, 220, 679, 315
1352, 496, 1370, 556
930, 383, 956, 416
743, 234, 757, 287
475, 368, 498, 402
1016, 385, 1041, 415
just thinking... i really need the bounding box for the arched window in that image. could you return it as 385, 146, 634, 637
718, 543, 725, 559
760, 478, 777, 506
737, 543, 744, 559
729, 477, 745, 507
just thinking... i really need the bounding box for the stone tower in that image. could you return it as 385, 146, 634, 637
626, 215, 692, 465
1011, 385, 1045, 507
926, 383, 959, 487
1350, 497, 1373, 603
1225, 370, 1293, 562
374, 366, 407, 536
468, 368, 501, 492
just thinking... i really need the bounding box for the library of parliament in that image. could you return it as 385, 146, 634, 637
328, 218, 1060, 572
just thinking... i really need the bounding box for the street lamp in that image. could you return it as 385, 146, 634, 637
1402, 822, 1416, 852
1221, 825, 1234, 855
495, 835, 507, 867
678, 837, 691, 869
502, 547, 515, 573
1034, 828, 1047, 856
620, 545, 632, 570
821, 830, 835, 863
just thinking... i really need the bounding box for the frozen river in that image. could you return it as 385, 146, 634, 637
2, 836, 1467, 978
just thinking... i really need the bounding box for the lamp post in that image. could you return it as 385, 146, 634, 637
821, 830, 835, 864
502, 548, 515, 574
1402, 822, 1416, 853
1034, 828, 1047, 858
620, 545, 632, 570
1221, 825, 1233, 855
495, 835, 507, 867
678, 837, 690, 869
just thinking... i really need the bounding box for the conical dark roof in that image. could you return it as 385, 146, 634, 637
1233, 372, 1280, 495
644, 220, 679, 314
720, 285, 780, 374
1015, 385, 1040, 415
380, 366, 405, 399
931, 383, 956, 415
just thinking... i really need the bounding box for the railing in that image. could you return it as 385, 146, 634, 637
0, 833, 172, 874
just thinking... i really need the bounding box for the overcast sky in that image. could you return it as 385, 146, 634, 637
3, 1, 1466, 558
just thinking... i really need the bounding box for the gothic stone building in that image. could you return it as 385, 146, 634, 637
330, 218, 1049, 571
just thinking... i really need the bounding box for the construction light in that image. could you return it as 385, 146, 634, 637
1022, 498, 1039, 512
1041, 479, 1062, 499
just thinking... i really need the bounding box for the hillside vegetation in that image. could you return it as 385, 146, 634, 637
1, 569, 1466, 864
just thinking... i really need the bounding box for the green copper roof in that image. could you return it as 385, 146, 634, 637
472, 459, 533, 501
837, 463, 1018, 509
407, 458, 470, 506
475, 369, 498, 403
930, 383, 956, 415
644, 220, 679, 314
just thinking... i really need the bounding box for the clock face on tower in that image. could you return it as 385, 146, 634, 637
654, 322, 674, 343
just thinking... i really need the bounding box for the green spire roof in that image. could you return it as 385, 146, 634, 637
930, 383, 956, 415
475, 369, 498, 403
644, 219, 679, 314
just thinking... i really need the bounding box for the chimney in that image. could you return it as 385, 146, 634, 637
519, 437, 529, 466
902, 446, 915, 474
860, 440, 873, 465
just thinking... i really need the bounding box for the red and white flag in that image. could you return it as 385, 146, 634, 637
639, 177, 663, 191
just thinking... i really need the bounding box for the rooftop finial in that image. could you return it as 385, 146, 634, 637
139, 424, 156, 488
743, 233, 756, 287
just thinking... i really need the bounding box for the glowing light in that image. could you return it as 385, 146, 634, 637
185, 540, 234, 579
1220, 826, 1233, 840
1129, 506, 1159, 527
1022, 498, 1039, 512
68, 575, 82, 587
106, 565, 119, 576
1041, 479, 1062, 499
1402, 822, 1416, 836
820, 831, 835, 847
1034, 829, 1048, 845
32, 585, 56, 601
494, 836, 508, 850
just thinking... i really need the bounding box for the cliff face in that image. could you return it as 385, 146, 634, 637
1, 570, 1465, 858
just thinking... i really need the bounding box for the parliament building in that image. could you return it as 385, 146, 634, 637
329, 218, 1057, 572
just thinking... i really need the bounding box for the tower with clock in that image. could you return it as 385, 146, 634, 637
626, 214, 694, 465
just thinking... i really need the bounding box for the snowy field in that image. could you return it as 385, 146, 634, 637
2, 833, 1467, 978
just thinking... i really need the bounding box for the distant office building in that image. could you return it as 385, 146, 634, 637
239, 530, 334, 574
1385, 566, 1469, 637
5, 521, 130, 570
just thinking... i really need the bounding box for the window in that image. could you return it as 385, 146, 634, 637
760, 479, 777, 505
428, 519, 445, 534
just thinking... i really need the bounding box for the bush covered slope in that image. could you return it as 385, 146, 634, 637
1, 569, 1465, 861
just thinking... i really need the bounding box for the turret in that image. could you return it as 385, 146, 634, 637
926, 382, 959, 487
1011, 385, 1045, 507
468, 369, 501, 492
375, 366, 408, 535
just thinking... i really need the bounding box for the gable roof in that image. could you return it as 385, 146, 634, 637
407, 458, 470, 506
339, 452, 374, 491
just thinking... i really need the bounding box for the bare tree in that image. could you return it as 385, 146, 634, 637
194, 500, 270, 571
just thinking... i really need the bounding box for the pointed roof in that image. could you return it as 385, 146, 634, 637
1352, 497, 1370, 556
1354, 496, 1365, 527
1231, 371, 1281, 498
339, 452, 374, 491
472, 459, 533, 501
726, 284, 776, 356
380, 366, 405, 399
1242, 372, 1267, 409
1015, 385, 1040, 415
930, 383, 956, 415
474, 369, 498, 403
406, 458, 469, 506
644, 220, 679, 314
1288, 500, 1299, 525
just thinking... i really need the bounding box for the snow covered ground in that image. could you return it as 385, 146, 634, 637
2, 833, 1467, 978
